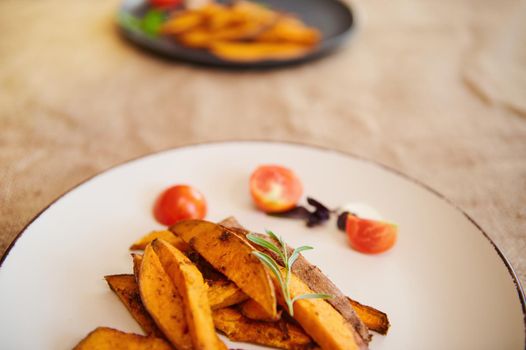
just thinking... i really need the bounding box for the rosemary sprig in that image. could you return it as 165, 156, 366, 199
247, 230, 333, 316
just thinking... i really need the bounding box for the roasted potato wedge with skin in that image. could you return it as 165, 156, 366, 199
139, 244, 192, 350
104, 274, 163, 338
207, 279, 249, 309
273, 269, 366, 350
213, 307, 316, 350
130, 230, 189, 251
170, 220, 277, 319
349, 298, 390, 335
240, 298, 282, 322
152, 239, 227, 350
73, 327, 172, 350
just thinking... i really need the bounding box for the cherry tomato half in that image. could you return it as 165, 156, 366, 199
153, 185, 207, 226
346, 215, 397, 254
250, 165, 303, 213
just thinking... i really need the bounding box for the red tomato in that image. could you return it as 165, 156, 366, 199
153, 185, 207, 226
250, 165, 303, 213
149, 0, 182, 8
346, 215, 397, 254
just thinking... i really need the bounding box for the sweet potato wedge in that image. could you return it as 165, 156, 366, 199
240, 298, 281, 322
105, 273, 247, 340
219, 217, 370, 343
152, 239, 227, 350
170, 220, 277, 319
213, 307, 316, 350
104, 274, 163, 337
207, 279, 249, 309
130, 230, 189, 251
256, 17, 321, 45
162, 11, 204, 35
73, 327, 171, 350
209, 41, 312, 62
132, 252, 247, 309
139, 244, 192, 349
349, 298, 390, 335
276, 270, 366, 350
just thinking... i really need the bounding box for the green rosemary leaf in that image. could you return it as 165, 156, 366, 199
251, 230, 334, 317
251, 251, 285, 290
265, 229, 281, 244
247, 233, 285, 263
288, 246, 313, 268
267, 230, 289, 263
292, 293, 334, 303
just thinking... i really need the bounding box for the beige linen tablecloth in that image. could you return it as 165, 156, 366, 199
0, 0, 525, 290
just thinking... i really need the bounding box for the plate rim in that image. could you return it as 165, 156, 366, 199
1, 139, 524, 343
116, 0, 355, 68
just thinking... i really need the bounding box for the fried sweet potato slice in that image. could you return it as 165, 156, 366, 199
73, 327, 171, 350
132, 251, 248, 309
170, 220, 277, 319
130, 230, 189, 251
276, 270, 366, 350
240, 298, 282, 322
104, 274, 163, 337
105, 274, 247, 341
256, 17, 321, 45
349, 298, 390, 335
152, 239, 227, 350
213, 307, 316, 350
207, 279, 249, 309
139, 244, 192, 349
162, 11, 203, 35
210, 41, 312, 62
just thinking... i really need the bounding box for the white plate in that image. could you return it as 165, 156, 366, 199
0, 141, 524, 350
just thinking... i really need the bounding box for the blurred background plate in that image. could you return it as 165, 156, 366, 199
117, 0, 354, 67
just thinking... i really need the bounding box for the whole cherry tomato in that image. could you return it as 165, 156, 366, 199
153, 185, 207, 226
346, 215, 397, 254
250, 165, 303, 213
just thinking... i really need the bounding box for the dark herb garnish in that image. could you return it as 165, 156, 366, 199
269, 196, 333, 227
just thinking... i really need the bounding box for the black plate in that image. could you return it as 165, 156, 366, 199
117, 0, 355, 68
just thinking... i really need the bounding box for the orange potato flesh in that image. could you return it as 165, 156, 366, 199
130, 230, 189, 251
349, 298, 390, 335
152, 239, 227, 350
139, 244, 192, 349
73, 327, 172, 350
